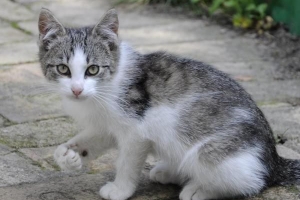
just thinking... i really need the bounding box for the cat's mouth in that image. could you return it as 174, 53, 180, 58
66, 94, 88, 101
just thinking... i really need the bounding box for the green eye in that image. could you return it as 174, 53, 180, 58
57, 64, 70, 76
86, 65, 99, 76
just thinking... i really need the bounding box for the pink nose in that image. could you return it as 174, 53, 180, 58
72, 88, 83, 97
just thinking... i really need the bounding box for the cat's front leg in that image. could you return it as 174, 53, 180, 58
54, 129, 115, 171
99, 133, 150, 200
54, 143, 82, 171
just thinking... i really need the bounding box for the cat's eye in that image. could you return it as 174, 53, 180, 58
86, 65, 100, 76
57, 64, 70, 76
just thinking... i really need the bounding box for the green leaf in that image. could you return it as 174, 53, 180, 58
224, 0, 237, 8
223, 0, 236, 8
246, 3, 256, 12
225, 0, 243, 14
190, 0, 200, 3
208, 0, 224, 14
257, 3, 268, 18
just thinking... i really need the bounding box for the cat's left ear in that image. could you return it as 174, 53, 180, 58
38, 8, 66, 49
38, 8, 66, 37
93, 9, 119, 36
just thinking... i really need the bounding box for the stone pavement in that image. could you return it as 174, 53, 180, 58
0, 0, 300, 199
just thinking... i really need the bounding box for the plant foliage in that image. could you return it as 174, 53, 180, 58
119, 0, 273, 32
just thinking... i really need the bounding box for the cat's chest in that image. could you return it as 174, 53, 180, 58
63, 98, 133, 131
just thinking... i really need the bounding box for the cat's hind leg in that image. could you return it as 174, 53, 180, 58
150, 160, 182, 185
180, 182, 227, 200
178, 141, 268, 200
179, 180, 216, 200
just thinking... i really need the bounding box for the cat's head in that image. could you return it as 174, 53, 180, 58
38, 8, 119, 100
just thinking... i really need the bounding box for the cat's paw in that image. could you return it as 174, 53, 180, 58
54, 144, 82, 171
150, 161, 179, 184
179, 184, 207, 200
99, 182, 134, 200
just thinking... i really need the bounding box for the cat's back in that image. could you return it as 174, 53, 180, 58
134, 51, 253, 106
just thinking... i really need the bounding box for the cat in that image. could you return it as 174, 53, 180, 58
38, 8, 300, 200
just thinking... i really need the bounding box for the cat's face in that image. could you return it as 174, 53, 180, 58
38, 9, 119, 101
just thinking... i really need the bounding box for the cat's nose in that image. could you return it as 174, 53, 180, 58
72, 88, 83, 97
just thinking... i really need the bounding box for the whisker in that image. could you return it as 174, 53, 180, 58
91, 96, 107, 113
94, 89, 130, 106
94, 94, 127, 115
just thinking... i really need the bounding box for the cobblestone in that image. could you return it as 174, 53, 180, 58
0, 0, 299, 199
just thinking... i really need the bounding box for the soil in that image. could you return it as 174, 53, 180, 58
267, 27, 300, 80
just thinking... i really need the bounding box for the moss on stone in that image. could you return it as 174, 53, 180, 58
31, 160, 46, 170
0, 137, 38, 148
287, 185, 299, 194
10, 21, 32, 35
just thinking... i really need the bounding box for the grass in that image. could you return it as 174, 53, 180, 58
10, 21, 32, 35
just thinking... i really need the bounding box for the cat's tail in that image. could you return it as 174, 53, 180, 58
273, 156, 300, 186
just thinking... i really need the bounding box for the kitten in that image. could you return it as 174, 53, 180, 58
38, 8, 300, 200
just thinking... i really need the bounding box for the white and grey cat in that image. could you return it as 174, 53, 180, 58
38, 8, 300, 200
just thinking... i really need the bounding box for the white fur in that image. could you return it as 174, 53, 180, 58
69, 47, 86, 91
43, 28, 57, 40
53, 43, 267, 200
58, 47, 98, 100
179, 146, 267, 199
54, 143, 82, 171
149, 160, 182, 185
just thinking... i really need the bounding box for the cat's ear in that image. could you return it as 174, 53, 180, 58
38, 8, 66, 42
92, 9, 119, 36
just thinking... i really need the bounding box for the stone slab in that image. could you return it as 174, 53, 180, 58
251, 186, 300, 200
120, 19, 237, 46
21, 16, 235, 43
0, 63, 65, 123
0, 41, 38, 65
89, 150, 118, 174
0, 23, 31, 45
19, 146, 57, 170
261, 103, 300, 153
0, 116, 4, 127
0, 171, 180, 200
27, 0, 174, 28
14, 0, 55, 4
0, 94, 64, 123
118, 10, 176, 29
136, 38, 267, 63
0, 63, 46, 97
241, 79, 300, 104
11, 143, 300, 200
0, 152, 45, 187
0, 0, 34, 21
0, 117, 76, 148
212, 61, 273, 81
0, 160, 299, 200
277, 145, 300, 160
18, 20, 38, 36
28, 0, 111, 27
20, 1, 179, 36
0, 143, 14, 155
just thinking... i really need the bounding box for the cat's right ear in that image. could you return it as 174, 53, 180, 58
92, 9, 119, 36
92, 9, 119, 51
38, 8, 66, 48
